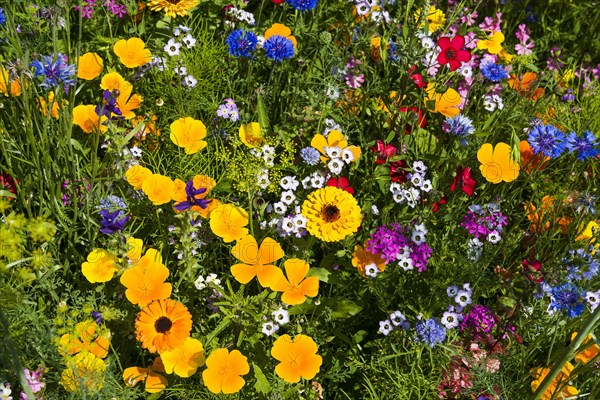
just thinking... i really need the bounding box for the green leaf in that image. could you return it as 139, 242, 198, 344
257, 93, 270, 131
330, 299, 363, 320
308, 267, 330, 283
0, 190, 16, 199
252, 363, 271, 394
385, 130, 395, 144
147, 392, 162, 400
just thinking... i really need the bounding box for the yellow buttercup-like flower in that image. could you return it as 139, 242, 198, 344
271, 334, 322, 383
0, 67, 22, 97
77, 52, 104, 80
424, 83, 462, 118
39, 91, 66, 119
113, 38, 152, 68
81, 249, 119, 283
302, 186, 362, 242
477, 142, 520, 184
202, 348, 249, 394
477, 31, 505, 55
170, 117, 207, 154
239, 122, 265, 148
230, 234, 285, 288
148, 0, 198, 18
160, 337, 205, 378
142, 174, 175, 205
209, 203, 249, 243
73, 105, 108, 133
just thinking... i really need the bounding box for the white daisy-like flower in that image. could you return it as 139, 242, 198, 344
301, 176, 312, 189
327, 158, 344, 175
447, 286, 459, 297
280, 190, 296, 205
585, 290, 600, 311
310, 172, 326, 188
389, 310, 407, 327
164, 38, 182, 56
194, 275, 207, 290
173, 25, 191, 37
183, 75, 197, 88
280, 176, 299, 191
326, 86, 340, 100
413, 161, 427, 173
421, 180, 432, 192
398, 255, 414, 271
341, 148, 355, 164
410, 173, 424, 187
272, 308, 290, 325
390, 182, 403, 194
262, 321, 279, 336
293, 214, 307, 229
392, 191, 405, 204
455, 290, 472, 307
441, 311, 460, 329
458, 65, 473, 79
273, 201, 287, 215
411, 230, 427, 245
396, 245, 411, 259
182, 34, 197, 48
205, 273, 222, 288
365, 263, 379, 278
324, 146, 342, 159
280, 217, 295, 233
378, 319, 393, 336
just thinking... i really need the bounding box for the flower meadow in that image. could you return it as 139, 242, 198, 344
1, 0, 600, 398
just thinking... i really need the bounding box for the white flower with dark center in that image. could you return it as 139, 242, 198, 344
262, 321, 279, 336
280, 190, 296, 205
365, 263, 379, 278
310, 172, 325, 188
487, 230, 501, 244
410, 173, 424, 187
341, 148, 355, 164
281, 217, 295, 233
413, 161, 427, 173
447, 285, 459, 297
398, 255, 414, 271
393, 191, 406, 204
273, 201, 287, 215
327, 158, 344, 175
421, 180, 432, 192
182, 34, 197, 48
455, 290, 472, 307
293, 214, 307, 228
586, 290, 600, 310
441, 311, 460, 329
389, 311, 407, 327
183, 75, 197, 88
164, 38, 182, 56
378, 319, 393, 336
272, 308, 290, 325
411, 229, 427, 245
280, 176, 300, 191
325, 146, 342, 159
390, 182, 403, 194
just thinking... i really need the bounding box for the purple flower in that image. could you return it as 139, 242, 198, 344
460, 304, 496, 335
173, 180, 211, 212
23, 368, 45, 393
99, 209, 129, 234
415, 318, 446, 348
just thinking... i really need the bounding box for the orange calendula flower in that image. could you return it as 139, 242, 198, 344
135, 299, 193, 354
264, 23, 297, 48
202, 348, 249, 394
123, 357, 167, 394
310, 129, 361, 163
239, 122, 265, 148
230, 234, 284, 288
0, 67, 22, 96
209, 203, 249, 243
160, 337, 205, 377
424, 83, 461, 118
72, 105, 108, 133
520, 140, 549, 174
81, 249, 118, 283
58, 320, 111, 359
530, 362, 578, 400
271, 258, 319, 305
148, 0, 198, 18
113, 38, 152, 68
77, 52, 104, 80
509, 72, 544, 101
170, 117, 208, 154
126, 165, 153, 190
477, 31, 505, 55
142, 174, 175, 205
60, 351, 106, 393
351, 244, 386, 277
271, 334, 322, 383
120, 250, 172, 307
477, 142, 520, 184
571, 332, 600, 365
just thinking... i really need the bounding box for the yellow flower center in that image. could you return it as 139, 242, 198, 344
155, 316, 173, 333
320, 204, 340, 222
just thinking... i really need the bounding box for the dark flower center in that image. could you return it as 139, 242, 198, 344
167, 0, 182, 4
321, 204, 341, 222
445, 48, 457, 60
155, 316, 173, 333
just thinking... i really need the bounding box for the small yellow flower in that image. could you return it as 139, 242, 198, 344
0, 67, 22, 97
160, 337, 205, 377
77, 52, 104, 80
113, 38, 152, 69
477, 31, 505, 55
415, 6, 446, 33
239, 122, 265, 148
81, 249, 119, 283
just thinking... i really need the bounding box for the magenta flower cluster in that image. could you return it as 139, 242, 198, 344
459, 304, 496, 335
460, 203, 508, 244
366, 223, 433, 272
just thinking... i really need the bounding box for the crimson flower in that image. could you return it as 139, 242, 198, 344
272, 0, 285, 3
397, 106, 427, 134
370, 140, 397, 164
450, 166, 476, 196
327, 176, 355, 194
437, 35, 471, 71
408, 66, 425, 88
389, 160, 409, 183
431, 195, 447, 213
522, 259, 543, 283
1, 173, 18, 199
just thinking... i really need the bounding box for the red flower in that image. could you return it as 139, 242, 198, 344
450, 166, 476, 196
431, 195, 447, 213
0, 173, 17, 199
437, 35, 471, 71
522, 259, 543, 283
370, 140, 397, 165
389, 160, 409, 183
408, 66, 425, 88
397, 106, 427, 134
327, 176, 355, 194
272, 0, 285, 3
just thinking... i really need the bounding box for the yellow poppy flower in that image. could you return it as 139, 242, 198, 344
100, 71, 125, 91
142, 174, 175, 205
530, 362, 578, 400
160, 337, 205, 377
424, 83, 462, 118
125, 165, 153, 190
351, 244, 386, 277
310, 129, 361, 163
202, 348, 249, 394
170, 117, 207, 154
572, 332, 600, 365
271, 334, 322, 383
39, 91, 66, 119
60, 351, 106, 393
72, 105, 108, 133
120, 254, 172, 307
123, 357, 168, 393
81, 249, 118, 283
113, 38, 152, 68
576, 221, 598, 242
415, 6, 446, 32
77, 52, 104, 80
126, 236, 143, 262
230, 234, 284, 288
239, 122, 265, 148
114, 81, 143, 120
209, 203, 249, 243
264, 23, 297, 48
0, 67, 22, 97
59, 320, 111, 359
477, 142, 520, 184
477, 31, 505, 55
271, 258, 319, 305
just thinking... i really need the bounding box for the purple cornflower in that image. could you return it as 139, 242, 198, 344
550, 283, 585, 318
567, 130, 599, 161
173, 180, 211, 212
442, 114, 475, 145
226, 29, 258, 58
30, 53, 77, 91
300, 147, 320, 165
415, 318, 447, 348
460, 304, 496, 335
527, 124, 568, 159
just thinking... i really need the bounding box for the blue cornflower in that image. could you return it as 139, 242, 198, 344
415, 318, 446, 348
527, 124, 568, 158
30, 54, 76, 90
173, 180, 211, 212
98, 195, 128, 234
0, 8, 6, 26
567, 130, 599, 161
263, 35, 295, 62
300, 147, 320, 165
480, 62, 509, 82
388, 39, 400, 62
287, 0, 318, 12
550, 283, 585, 318
442, 114, 475, 145
225, 29, 258, 58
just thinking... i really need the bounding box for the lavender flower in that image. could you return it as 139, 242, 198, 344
415, 318, 446, 348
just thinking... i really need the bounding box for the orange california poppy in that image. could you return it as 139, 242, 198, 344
209, 203, 249, 243
509, 72, 544, 101
72, 105, 108, 134
135, 299, 192, 354
271, 334, 322, 383
142, 174, 175, 205
530, 362, 578, 400
202, 348, 250, 394
170, 117, 207, 154
81, 248, 118, 283
120, 252, 172, 307
126, 165, 153, 190
571, 332, 600, 365
271, 259, 319, 305
477, 142, 520, 184
310, 129, 361, 163
113, 38, 152, 68
160, 337, 205, 377
520, 140, 549, 174
77, 52, 104, 80
58, 320, 110, 359
525, 196, 573, 234
123, 357, 168, 393
264, 23, 297, 48
230, 235, 284, 288
424, 83, 461, 118
238, 122, 265, 148
351, 244, 386, 277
